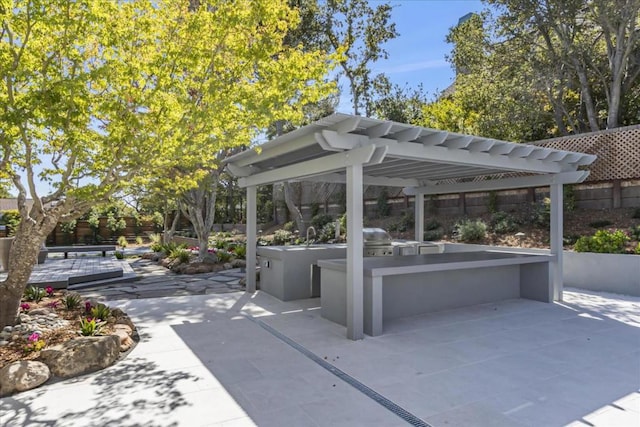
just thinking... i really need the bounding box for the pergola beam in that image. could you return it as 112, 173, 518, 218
403, 171, 590, 196
238, 145, 381, 187
302, 172, 420, 187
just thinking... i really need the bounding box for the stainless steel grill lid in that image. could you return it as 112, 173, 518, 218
362, 228, 392, 245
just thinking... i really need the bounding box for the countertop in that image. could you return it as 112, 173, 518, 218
317, 250, 553, 277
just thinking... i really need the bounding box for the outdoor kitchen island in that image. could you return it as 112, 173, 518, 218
318, 251, 553, 336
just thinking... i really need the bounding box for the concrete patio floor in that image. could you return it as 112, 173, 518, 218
1, 287, 638, 426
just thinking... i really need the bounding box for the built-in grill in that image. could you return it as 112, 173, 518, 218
363, 228, 395, 257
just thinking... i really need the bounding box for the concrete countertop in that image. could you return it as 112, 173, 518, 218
317, 251, 553, 277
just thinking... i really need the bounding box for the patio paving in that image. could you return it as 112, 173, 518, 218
1, 281, 638, 426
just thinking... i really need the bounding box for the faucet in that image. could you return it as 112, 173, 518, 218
306, 226, 316, 246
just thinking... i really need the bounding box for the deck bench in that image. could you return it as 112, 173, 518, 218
47, 245, 117, 259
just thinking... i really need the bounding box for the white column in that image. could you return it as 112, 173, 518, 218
346, 164, 364, 340
550, 184, 563, 301
414, 193, 425, 242
246, 185, 257, 293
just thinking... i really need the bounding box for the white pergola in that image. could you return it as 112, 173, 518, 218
224, 113, 596, 340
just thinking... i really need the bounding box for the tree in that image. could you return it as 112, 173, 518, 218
316, 0, 398, 115
0, 0, 334, 328
486, 0, 640, 130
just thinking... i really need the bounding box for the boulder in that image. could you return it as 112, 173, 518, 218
201, 253, 218, 264
231, 259, 246, 268
111, 330, 134, 352
0, 361, 51, 396
39, 336, 119, 378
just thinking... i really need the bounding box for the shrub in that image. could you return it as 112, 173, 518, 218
425, 219, 441, 231
24, 285, 46, 302
0, 210, 21, 236
114, 251, 124, 259
135, 236, 144, 245
487, 191, 498, 213
79, 317, 104, 336
628, 225, 640, 241
149, 233, 162, 244
376, 189, 391, 218
574, 230, 629, 254
311, 213, 334, 230
282, 221, 295, 232
273, 229, 293, 245
588, 219, 613, 228
216, 250, 233, 263
423, 228, 444, 241
169, 248, 191, 263
117, 235, 128, 248
215, 239, 226, 249
90, 303, 111, 321
635, 243, 640, 255
63, 293, 82, 309
455, 219, 487, 243
490, 211, 519, 234
233, 244, 246, 259
530, 198, 550, 228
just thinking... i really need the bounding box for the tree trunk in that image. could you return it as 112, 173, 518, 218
0, 212, 59, 328
283, 182, 305, 237
180, 172, 218, 261
163, 208, 180, 244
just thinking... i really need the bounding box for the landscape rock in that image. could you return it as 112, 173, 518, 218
111, 330, 134, 352
201, 253, 218, 264
29, 308, 52, 316
0, 361, 51, 396
231, 259, 246, 268
39, 336, 120, 378
223, 263, 233, 270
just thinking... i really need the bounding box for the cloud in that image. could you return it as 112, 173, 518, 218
381, 59, 449, 74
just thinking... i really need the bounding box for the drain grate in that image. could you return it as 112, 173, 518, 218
245, 315, 432, 427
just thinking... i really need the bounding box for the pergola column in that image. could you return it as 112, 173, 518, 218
246, 185, 257, 293
550, 184, 563, 301
414, 193, 424, 242
346, 164, 364, 340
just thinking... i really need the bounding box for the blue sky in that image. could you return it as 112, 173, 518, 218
338, 0, 485, 111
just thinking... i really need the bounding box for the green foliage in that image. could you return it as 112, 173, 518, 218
387, 212, 414, 233
530, 198, 551, 228
635, 243, 640, 255
0, 210, 21, 236
106, 213, 127, 236
425, 219, 441, 231
455, 219, 487, 243
117, 235, 128, 248
233, 244, 246, 260
574, 230, 629, 254
60, 220, 77, 235
150, 242, 163, 252
90, 303, 111, 321
311, 214, 334, 230
564, 185, 576, 212
628, 225, 640, 241
23, 286, 46, 303
216, 250, 233, 263
310, 202, 321, 218
62, 293, 82, 310
423, 228, 444, 241
376, 190, 391, 218
487, 191, 499, 214
589, 219, 613, 228
79, 317, 104, 336
135, 236, 144, 245
273, 229, 293, 245
114, 251, 124, 260
490, 211, 519, 234
87, 209, 101, 231
168, 248, 191, 263
283, 221, 295, 232
149, 233, 162, 244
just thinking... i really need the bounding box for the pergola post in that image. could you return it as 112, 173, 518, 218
246, 185, 257, 293
414, 193, 424, 242
346, 164, 364, 340
550, 184, 563, 301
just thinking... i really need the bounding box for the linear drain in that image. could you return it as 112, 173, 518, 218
245, 315, 432, 427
